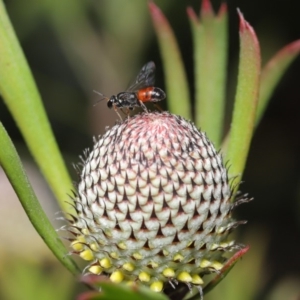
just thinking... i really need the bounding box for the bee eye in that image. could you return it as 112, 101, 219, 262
107, 100, 113, 108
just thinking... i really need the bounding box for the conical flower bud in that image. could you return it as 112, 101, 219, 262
68, 112, 246, 293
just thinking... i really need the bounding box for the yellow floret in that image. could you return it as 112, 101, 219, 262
177, 271, 192, 283
122, 262, 135, 272
110, 270, 124, 283
80, 249, 94, 261
138, 272, 150, 282
88, 265, 103, 275
100, 257, 111, 269
191, 274, 204, 285
150, 281, 163, 292
162, 268, 175, 278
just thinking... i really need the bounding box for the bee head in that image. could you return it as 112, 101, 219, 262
107, 95, 117, 109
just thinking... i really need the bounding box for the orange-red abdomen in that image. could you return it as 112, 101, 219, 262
137, 87, 154, 102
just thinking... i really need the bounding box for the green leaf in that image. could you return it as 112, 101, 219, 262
0, 122, 80, 276
257, 40, 300, 126
202, 245, 250, 296
149, 2, 191, 120
186, 246, 250, 300
0, 0, 74, 214
188, 2, 228, 148
225, 10, 261, 184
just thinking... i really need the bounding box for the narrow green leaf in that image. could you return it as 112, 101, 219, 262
225, 11, 261, 183
201, 246, 250, 297
0, 0, 74, 214
149, 2, 191, 120
0, 122, 79, 275
257, 40, 300, 126
188, 1, 228, 148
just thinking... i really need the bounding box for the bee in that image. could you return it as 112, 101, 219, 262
95, 61, 166, 120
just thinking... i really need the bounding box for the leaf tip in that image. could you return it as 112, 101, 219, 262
187, 6, 199, 23
201, 0, 214, 14
237, 8, 246, 32
237, 8, 260, 55
221, 245, 250, 271
148, 1, 171, 36
218, 2, 228, 17
238, 9, 256, 34
148, 1, 163, 22
237, 8, 255, 36
282, 39, 300, 54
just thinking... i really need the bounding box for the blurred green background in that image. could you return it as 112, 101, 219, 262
0, 0, 299, 299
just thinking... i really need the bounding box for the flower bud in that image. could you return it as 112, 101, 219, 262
68, 112, 247, 293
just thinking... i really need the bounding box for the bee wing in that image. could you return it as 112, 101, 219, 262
126, 61, 156, 92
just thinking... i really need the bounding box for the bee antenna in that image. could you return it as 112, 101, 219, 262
93, 90, 109, 106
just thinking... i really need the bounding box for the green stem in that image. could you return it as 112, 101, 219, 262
0, 122, 79, 275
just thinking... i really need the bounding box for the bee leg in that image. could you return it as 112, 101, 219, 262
126, 108, 133, 118
121, 108, 131, 119
139, 100, 148, 113
119, 108, 129, 119
154, 103, 163, 112
113, 105, 123, 121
